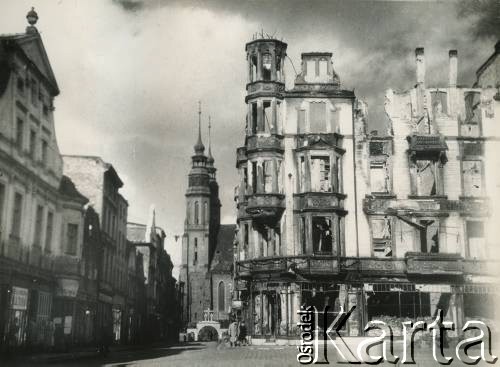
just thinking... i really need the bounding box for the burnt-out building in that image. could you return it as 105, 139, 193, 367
233, 36, 500, 344
355, 46, 500, 335
233, 37, 360, 343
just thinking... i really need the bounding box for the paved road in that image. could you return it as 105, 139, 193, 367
4, 342, 498, 366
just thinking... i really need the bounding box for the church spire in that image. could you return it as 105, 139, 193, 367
207, 115, 214, 164
194, 101, 205, 155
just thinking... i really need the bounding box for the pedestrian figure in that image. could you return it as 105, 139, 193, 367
238, 321, 247, 346
228, 319, 238, 347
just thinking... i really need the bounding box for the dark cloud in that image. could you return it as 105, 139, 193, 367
457, 0, 500, 40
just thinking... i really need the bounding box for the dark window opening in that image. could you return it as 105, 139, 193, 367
312, 216, 332, 254
29, 130, 36, 159
369, 142, 385, 156
251, 161, 258, 194
16, 119, 24, 149
193, 238, 198, 265
66, 223, 78, 255
462, 92, 481, 136
41, 140, 48, 166
218, 282, 225, 312
462, 161, 482, 197
417, 219, 439, 253
301, 217, 307, 254
251, 103, 258, 134
463, 142, 483, 156
34, 205, 43, 246
11, 193, 23, 237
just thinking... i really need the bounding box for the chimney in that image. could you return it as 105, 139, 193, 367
449, 50, 458, 88
415, 47, 425, 86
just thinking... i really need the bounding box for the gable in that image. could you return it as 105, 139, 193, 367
15, 34, 59, 95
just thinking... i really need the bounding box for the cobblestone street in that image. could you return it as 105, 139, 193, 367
5, 341, 498, 367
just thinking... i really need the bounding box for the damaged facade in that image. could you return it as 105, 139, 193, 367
233, 37, 500, 343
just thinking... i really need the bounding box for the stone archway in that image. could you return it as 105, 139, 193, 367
198, 325, 219, 341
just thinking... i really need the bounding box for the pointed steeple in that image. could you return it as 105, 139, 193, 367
194, 101, 205, 155
145, 204, 156, 243
207, 115, 214, 165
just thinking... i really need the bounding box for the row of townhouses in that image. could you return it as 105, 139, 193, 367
227, 37, 500, 343
0, 9, 179, 352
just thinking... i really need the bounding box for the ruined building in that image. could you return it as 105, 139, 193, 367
233, 37, 500, 343
179, 110, 236, 327
234, 38, 359, 341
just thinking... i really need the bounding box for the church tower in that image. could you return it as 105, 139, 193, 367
207, 116, 221, 264
180, 103, 213, 324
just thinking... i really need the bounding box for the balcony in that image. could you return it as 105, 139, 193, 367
236, 146, 247, 166
246, 135, 284, 154
294, 192, 345, 212
246, 193, 285, 220
405, 252, 463, 276
236, 255, 339, 278
246, 81, 285, 97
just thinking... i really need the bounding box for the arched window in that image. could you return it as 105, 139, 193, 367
194, 201, 199, 224
218, 281, 225, 312
193, 238, 198, 265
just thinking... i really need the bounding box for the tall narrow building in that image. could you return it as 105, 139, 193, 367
179, 107, 235, 327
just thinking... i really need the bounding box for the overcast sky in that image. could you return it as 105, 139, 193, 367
1, 0, 498, 278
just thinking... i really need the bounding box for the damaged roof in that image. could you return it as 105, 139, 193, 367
210, 224, 236, 273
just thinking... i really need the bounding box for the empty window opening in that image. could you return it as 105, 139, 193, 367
415, 160, 436, 196
276, 55, 282, 81
312, 216, 333, 254
298, 109, 306, 133
262, 53, 272, 81
369, 141, 385, 156
301, 217, 307, 254
311, 156, 331, 192
371, 217, 392, 257
263, 160, 273, 193
417, 219, 439, 253
251, 161, 258, 194
250, 55, 257, 82
263, 101, 272, 133
310, 102, 326, 132
463, 161, 482, 197
299, 156, 306, 192
462, 92, 481, 136
251, 103, 258, 134
306, 60, 316, 78
29, 130, 36, 158
370, 161, 389, 194
16, 119, 24, 149
431, 91, 448, 115
41, 140, 48, 166
319, 60, 328, 76
11, 193, 23, 237
467, 221, 485, 259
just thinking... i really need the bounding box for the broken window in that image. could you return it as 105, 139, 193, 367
298, 109, 306, 133
250, 55, 257, 82
263, 101, 272, 133
251, 103, 258, 134
312, 216, 333, 254
262, 53, 272, 81
462, 92, 481, 136
251, 161, 258, 194
417, 219, 439, 253
306, 60, 316, 79
415, 160, 437, 196
371, 217, 392, 257
310, 102, 326, 132
276, 101, 282, 134
301, 217, 307, 254
319, 60, 328, 76
369, 141, 385, 156
462, 160, 483, 197
370, 161, 389, 194
298, 156, 306, 192
463, 141, 483, 156
311, 156, 331, 192
467, 221, 485, 259
263, 160, 273, 193
431, 91, 448, 115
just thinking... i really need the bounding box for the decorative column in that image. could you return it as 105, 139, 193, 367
272, 159, 279, 193
256, 161, 264, 194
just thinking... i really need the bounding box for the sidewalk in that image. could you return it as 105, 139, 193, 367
3, 341, 173, 364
